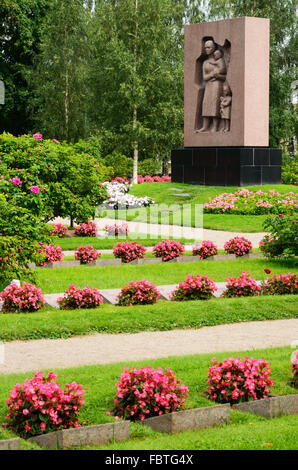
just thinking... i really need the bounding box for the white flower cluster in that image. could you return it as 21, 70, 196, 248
102, 182, 154, 208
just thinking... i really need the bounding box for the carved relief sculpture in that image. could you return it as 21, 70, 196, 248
195, 38, 232, 133
220, 82, 232, 132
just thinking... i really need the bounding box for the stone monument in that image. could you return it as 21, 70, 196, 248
171, 17, 282, 186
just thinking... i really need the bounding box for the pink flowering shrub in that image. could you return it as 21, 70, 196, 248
57, 284, 103, 309
137, 175, 144, 184
144, 175, 154, 183
222, 271, 261, 297
113, 241, 146, 263
117, 279, 160, 306
38, 243, 64, 265
74, 221, 97, 237
105, 222, 129, 236
50, 223, 68, 238
0, 281, 46, 313
171, 274, 217, 301
152, 240, 185, 262
224, 236, 252, 257
192, 240, 218, 259
74, 245, 100, 264
291, 351, 298, 388
109, 366, 188, 421
208, 356, 274, 404
262, 272, 297, 296
203, 188, 297, 215
3, 371, 85, 438
259, 235, 278, 256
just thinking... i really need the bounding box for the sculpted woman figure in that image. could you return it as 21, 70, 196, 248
197, 40, 227, 133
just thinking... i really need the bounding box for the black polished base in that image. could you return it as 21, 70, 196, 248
171, 147, 282, 186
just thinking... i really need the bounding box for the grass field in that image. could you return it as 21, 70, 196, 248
57, 234, 196, 251
0, 295, 296, 342
35, 257, 297, 294
0, 346, 297, 450
101, 182, 297, 232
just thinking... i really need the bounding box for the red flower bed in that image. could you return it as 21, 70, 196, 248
262, 272, 297, 295
117, 279, 160, 306
192, 240, 218, 259
222, 271, 261, 297
152, 240, 185, 262
113, 241, 146, 263
224, 236, 252, 257
171, 274, 217, 301
74, 245, 100, 264
109, 366, 188, 421
0, 281, 46, 312
74, 221, 97, 237
208, 356, 274, 404
57, 284, 104, 309
3, 371, 85, 438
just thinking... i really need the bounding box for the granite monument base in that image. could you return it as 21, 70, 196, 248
171, 147, 281, 186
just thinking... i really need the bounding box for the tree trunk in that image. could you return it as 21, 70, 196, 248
65, 68, 69, 141
132, 0, 138, 185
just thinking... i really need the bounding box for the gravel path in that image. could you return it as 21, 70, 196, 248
1, 319, 297, 375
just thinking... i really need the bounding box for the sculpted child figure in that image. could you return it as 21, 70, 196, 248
219, 82, 232, 132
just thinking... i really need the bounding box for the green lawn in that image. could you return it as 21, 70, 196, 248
57, 234, 196, 251
0, 346, 297, 450
35, 257, 297, 294
100, 182, 297, 232
0, 296, 296, 342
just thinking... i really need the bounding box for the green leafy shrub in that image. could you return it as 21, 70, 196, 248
261, 214, 298, 258
138, 158, 162, 176
104, 153, 133, 179
0, 132, 109, 223
282, 159, 298, 185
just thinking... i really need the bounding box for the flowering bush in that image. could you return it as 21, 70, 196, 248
192, 240, 218, 259
203, 188, 297, 215
224, 236, 252, 257
113, 241, 146, 263
50, 223, 68, 238
3, 371, 85, 438
38, 243, 64, 265
109, 366, 188, 421
117, 279, 160, 306
74, 245, 100, 264
74, 221, 97, 237
261, 215, 298, 258
0, 281, 46, 312
171, 274, 217, 301
222, 271, 261, 297
105, 222, 129, 236
262, 272, 297, 296
291, 351, 298, 388
208, 356, 274, 404
103, 181, 154, 208
152, 240, 185, 262
57, 284, 103, 309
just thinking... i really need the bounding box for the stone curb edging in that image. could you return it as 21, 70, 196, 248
37, 252, 263, 269
0, 438, 20, 450
232, 394, 298, 418
28, 421, 130, 450
141, 404, 230, 434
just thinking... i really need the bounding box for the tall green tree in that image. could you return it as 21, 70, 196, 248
205, 0, 297, 150
30, 0, 91, 141
90, 0, 186, 182
0, 0, 49, 135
